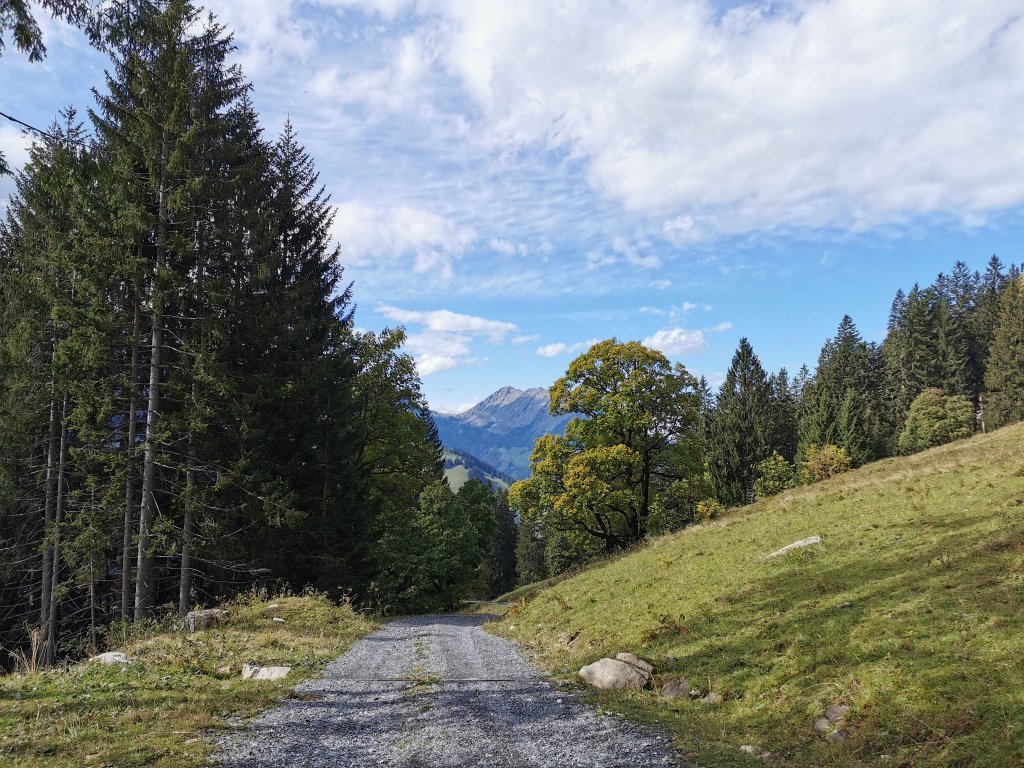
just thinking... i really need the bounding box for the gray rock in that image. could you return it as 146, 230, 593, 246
765, 535, 822, 559
826, 728, 851, 743
242, 663, 292, 681
272, 617, 285, 623
578, 658, 650, 690
186, 608, 227, 633
89, 651, 128, 664
814, 717, 832, 732
699, 691, 722, 705
616, 652, 654, 675
659, 678, 691, 699
825, 704, 850, 723
739, 745, 759, 755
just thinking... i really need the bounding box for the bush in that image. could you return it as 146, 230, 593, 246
897, 388, 974, 454
695, 498, 723, 522
753, 451, 796, 499
800, 443, 853, 483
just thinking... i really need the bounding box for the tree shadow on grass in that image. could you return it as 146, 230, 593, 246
631, 511, 1024, 767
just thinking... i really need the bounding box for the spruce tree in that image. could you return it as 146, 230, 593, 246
984, 277, 1024, 429
707, 338, 772, 505
800, 316, 882, 464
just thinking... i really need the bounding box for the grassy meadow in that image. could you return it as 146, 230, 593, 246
492, 422, 1024, 767
0, 594, 374, 768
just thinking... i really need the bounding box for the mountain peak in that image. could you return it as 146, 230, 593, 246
476, 385, 524, 409
431, 385, 571, 480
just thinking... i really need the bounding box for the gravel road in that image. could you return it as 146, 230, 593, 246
216, 614, 681, 767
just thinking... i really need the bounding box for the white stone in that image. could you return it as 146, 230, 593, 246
765, 536, 822, 559
241, 662, 292, 681
90, 651, 128, 665
272, 617, 285, 623
578, 658, 651, 690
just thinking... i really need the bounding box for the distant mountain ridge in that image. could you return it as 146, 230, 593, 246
432, 386, 574, 480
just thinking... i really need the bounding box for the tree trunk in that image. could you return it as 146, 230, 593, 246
135, 129, 169, 621
121, 295, 141, 620
43, 393, 69, 666
39, 392, 59, 630
178, 251, 204, 617
178, 456, 195, 616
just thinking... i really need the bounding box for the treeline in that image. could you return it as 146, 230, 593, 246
514, 258, 1024, 582
0, 0, 506, 666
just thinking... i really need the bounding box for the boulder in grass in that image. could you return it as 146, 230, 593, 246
578, 658, 651, 690
659, 677, 691, 699
765, 536, 822, 559
186, 608, 227, 633
241, 662, 292, 681
90, 651, 128, 665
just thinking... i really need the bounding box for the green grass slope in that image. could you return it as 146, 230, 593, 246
0, 593, 374, 768
493, 423, 1024, 767
443, 450, 510, 491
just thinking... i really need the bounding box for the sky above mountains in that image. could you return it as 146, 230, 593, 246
2, 1, 1022, 412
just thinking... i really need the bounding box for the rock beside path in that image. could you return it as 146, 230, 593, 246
242, 662, 292, 681
579, 653, 654, 690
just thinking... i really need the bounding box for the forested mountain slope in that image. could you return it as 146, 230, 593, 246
495, 422, 1024, 767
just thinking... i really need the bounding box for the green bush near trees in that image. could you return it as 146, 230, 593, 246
753, 451, 797, 499
799, 443, 853, 483
897, 388, 974, 455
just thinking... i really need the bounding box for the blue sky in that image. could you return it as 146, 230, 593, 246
2, 1, 1022, 412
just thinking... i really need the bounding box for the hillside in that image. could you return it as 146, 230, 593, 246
492, 423, 1024, 767
442, 449, 512, 491
432, 386, 573, 479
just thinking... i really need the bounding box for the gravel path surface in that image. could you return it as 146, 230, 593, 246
216, 614, 681, 767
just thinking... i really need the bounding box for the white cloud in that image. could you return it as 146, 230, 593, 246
512, 334, 539, 345
333, 202, 477, 281
642, 328, 708, 357
205, 0, 315, 76
536, 338, 599, 358
422, 0, 1024, 236
376, 304, 516, 375
642, 316, 732, 357
0, 126, 31, 173
377, 304, 516, 342
585, 250, 616, 270
651, 279, 673, 290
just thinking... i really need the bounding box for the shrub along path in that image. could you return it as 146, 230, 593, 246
216, 614, 680, 767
